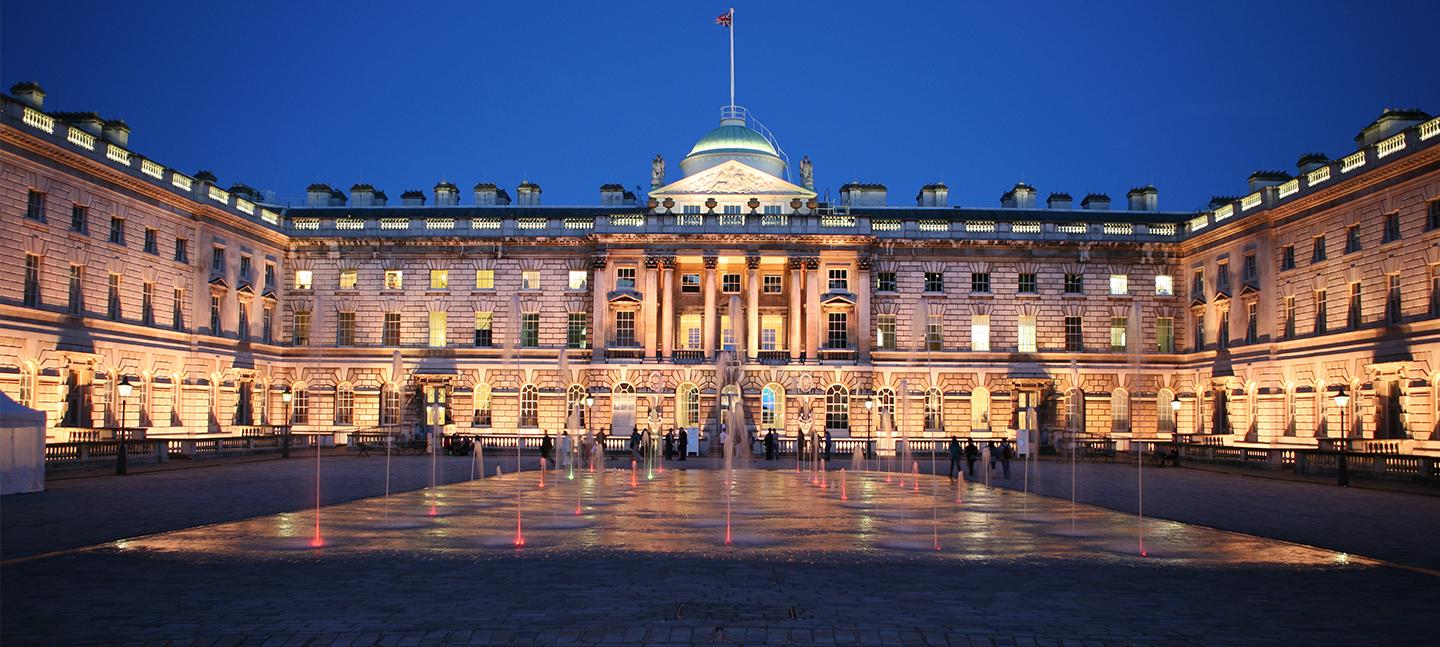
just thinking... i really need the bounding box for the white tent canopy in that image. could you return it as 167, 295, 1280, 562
0, 390, 46, 494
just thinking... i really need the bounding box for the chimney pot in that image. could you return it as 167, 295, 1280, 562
1126, 185, 1159, 211
1080, 193, 1111, 210
101, 119, 130, 147
840, 182, 887, 207
10, 81, 44, 109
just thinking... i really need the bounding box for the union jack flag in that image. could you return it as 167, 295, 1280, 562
715, 10, 732, 27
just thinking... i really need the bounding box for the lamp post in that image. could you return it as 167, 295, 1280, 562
584, 395, 594, 461
1169, 397, 1182, 466
115, 376, 134, 475
1334, 390, 1350, 486
280, 386, 293, 458
864, 398, 874, 460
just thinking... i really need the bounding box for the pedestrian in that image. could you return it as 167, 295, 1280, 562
948, 436, 962, 480
540, 431, 555, 468
642, 427, 652, 462
559, 430, 573, 470
664, 429, 675, 461
987, 441, 998, 477
630, 427, 642, 462
718, 427, 729, 457
596, 429, 608, 463
678, 427, 689, 461
764, 429, 777, 460
999, 439, 1012, 479
824, 429, 833, 462
796, 429, 806, 460
965, 440, 979, 477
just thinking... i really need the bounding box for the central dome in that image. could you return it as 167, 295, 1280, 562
680, 115, 786, 179
688, 122, 779, 157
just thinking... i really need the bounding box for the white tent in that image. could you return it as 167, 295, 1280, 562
0, 390, 46, 494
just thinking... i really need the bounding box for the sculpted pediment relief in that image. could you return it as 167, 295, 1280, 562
650, 160, 816, 198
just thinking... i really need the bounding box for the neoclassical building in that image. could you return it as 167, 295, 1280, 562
3, 83, 1439, 455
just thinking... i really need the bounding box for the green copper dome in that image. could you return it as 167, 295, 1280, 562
687, 123, 778, 157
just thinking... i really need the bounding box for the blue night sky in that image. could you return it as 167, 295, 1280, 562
4, 1, 1438, 210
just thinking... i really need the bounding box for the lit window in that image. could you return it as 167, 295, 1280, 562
474, 311, 493, 347
1018, 315, 1037, 352
1110, 317, 1127, 351
1109, 274, 1128, 295
428, 311, 447, 347
680, 314, 702, 350
475, 269, 495, 289
338, 269, 357, 289
1155, 275, 1173, 296
926, 314, 943, 350
522, 270, 541, 290
384, 270, 403, 290
1157, 318, 1175, 352
430, 269, 449, 290
971, 314, 990, 351
294, 270, 313, 290
876, 314, 897, 350
568, 270, 588, 290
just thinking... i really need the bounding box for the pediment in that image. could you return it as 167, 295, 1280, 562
650, 160, 816, 199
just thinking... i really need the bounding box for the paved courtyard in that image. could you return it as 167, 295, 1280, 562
2, 454, 1437, 645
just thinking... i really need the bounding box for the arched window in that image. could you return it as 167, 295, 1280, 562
235, 380, 254, 425
877, 387, 896, 432
472, 383, 492, 426
825, 384, 850, 431
1157, 388, 1176, 435
519, 384, 539, 428
18, 365, 36, 408
567, 384, 588, 428
1110, 388, 1130, 433
335, 384, 354, 425
971, 386, 991, 432
676, 383, 700, 429
292, 384, 310, 425
1065, 388, 1084, 433
924, 387, 943, 432
139, 375, 153, 426
1283, 386, 1296, 437
761, 384, 785, 431
381, 383, 400, 426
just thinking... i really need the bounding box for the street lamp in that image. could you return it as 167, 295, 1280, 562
1169, 397, 1182, 467
864, 398, 874, 460
1334, 389, 1351, 486
583, 395, 595, 462
115, 376, 134, 475
280, 386, 293, 459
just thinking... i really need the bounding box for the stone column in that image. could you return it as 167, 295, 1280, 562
856, 255, 872, 361
643, 256, 660, 360
805, 257, 821, 359
788, 257, 803, 360
660, 257, 675, 361
590, 255, 608, 361
746, 255, 760, 361
703, 255, 718, 360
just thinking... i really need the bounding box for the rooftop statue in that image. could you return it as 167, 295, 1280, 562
799, 155, 814, 189
651, 154, 665, 188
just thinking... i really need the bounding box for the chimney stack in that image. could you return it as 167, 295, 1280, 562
1207, 196, 1237, 210
1046, 192, 1073, 209
372, 190, 388, 206
350, 183, 376, 207
1000, 182, 1037, 209
101, 119, 130, 147
1126, 185, 1159, 211
1355, 108, 1430, 147
1246, 171, 1289, 193
600, 183, 626, 206
10, 81, 44, 109
229, 183, 261, 201
306, 184, 334, 207
1080, 193, 1111, 210
840, 182, 887, 206
401, 190, 426, 207
1296, 153, 1329, 174
915, 182, 949, 207
517, 181, 542, 206
55, 111, 103, 136
434, 181, 459, 206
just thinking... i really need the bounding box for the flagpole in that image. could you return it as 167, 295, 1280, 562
728, 8, 735, 110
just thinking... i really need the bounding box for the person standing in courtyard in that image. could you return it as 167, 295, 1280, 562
764, 429, 777, 460
948, 436, 962, 480
824, 429, 833, 462
965, 439, 979, 477
630, 427, 642, 462
999, 438, 1012, 478
678, 427, 689, 461
986, 441, 997, 477
540, 431, 555, 468
596, 429, 608, 464
796, 428, 806, 461
664, 428, 675, 461
559, 430, 573, 471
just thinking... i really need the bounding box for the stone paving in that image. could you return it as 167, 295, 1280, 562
2, 454, 1437, 645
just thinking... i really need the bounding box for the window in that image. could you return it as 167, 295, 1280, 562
262, 305, 273, 343
722, 273, 741, 293
876, 314, 897, 350
474, 311, 493, 347
876, 271, 897, 292
1429, 201, 1440, 231
143, 229, 158, 254
428, 311, 447, 347
567, 313, 589, 348
522, 270, 541, 290
23, 254, 40, 307
172, 289, 184, 330
67, 265, 83, 314
1217, 308, 1229, 349
293, 311, 311, 345
676, 383, 700, 429
1064, 273, 1083, 294
1110, 317, 1127, 351
1155, 275, 1174, 296
616, 267, 636, 289
1245, 302, 1258, 344
382, 385, 400, 426
264, 264, 275, 289
1111, 389, 1130, 433
1018, 315, 1037, 352
70, 204, 87, 232
430, 269, 449, 290
335, 386, 353, 425
239, 256, 252, 281
475, 268, 495, 289
338, 269, 357, 289
566, 385, 588, 427
520, 313, 539, 347
383, 312, 401, 346
1216, 263, 1231, 294
924, 388, 943, 431
615, 311, 636, 346
926, 314, 943, 351
828, 268, 848, 291
209, 295, 221, 334
761, 315, 783, 350
105, 275, 122, 320
472, 384, 492, 426
1348, 282, 1362, 330
211, 246, 225, 274
384, 270, 403, 290
292, 387, 309, 425
680, 314, 702, 350
108, 217, 125, 245
971, 387, 991, 432
25, 190, 45, 221
141, 282, 154, 325
1109, 274, 1128, 295
18, 369, 34, 408
924, 272, 945, 293
971, 314, 990, 351
1157, 389, 1176, 434
1284, 297, 1296, 339
763, 274, 782, 294
1383, 212, 1400, 243
174, 238, 188, 263
1281, 245, 1295, 271
1312, 235, 1327, 262
1242, 254, 1257, 285
1345, 225, 1361, 254
1156, 317, 1174, 353
825, 385, 849, 431
1386, 274, 1401, 324
1065, 316, 1083, 351
971, 272, 991, 293
1432, 266, 1440, 317
519, 385, 538, 427
1018, 273, 1037, 294
337, 312, 355, 346
827, 312, 848, 348
681, 273, 700, 293
761, 385, 783, 430
568, 270, 588, 290
295, 270, 313, 290
1315, 290, 1327, 334
1192, 269, 1204, 299
238, 305, 250, 341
